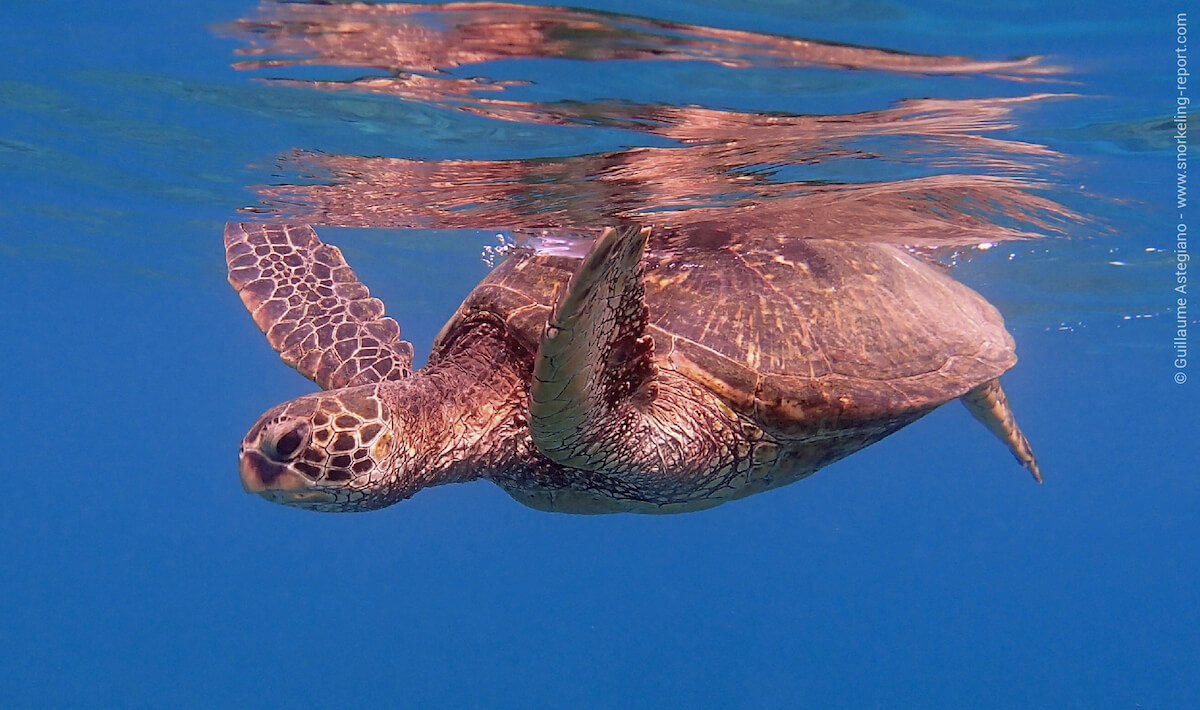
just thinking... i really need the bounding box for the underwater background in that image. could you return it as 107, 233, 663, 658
1, 0, 1196, 707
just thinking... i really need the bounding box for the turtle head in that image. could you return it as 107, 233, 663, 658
237, 384, 405, 512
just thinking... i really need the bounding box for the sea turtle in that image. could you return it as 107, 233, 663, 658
226, 222, 1041, 514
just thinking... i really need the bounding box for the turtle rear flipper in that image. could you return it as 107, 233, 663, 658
961, 379, 1043, 482
225, 223, 414, 390
529, 226, 741, 499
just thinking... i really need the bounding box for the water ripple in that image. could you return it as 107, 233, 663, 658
224, 1, 1081, 250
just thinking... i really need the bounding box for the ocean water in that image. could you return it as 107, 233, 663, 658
1, 0, 1195, 708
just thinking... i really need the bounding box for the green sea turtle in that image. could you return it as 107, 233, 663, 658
226, 222, 1041, 513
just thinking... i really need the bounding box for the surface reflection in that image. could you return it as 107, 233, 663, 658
228, 1, 1079, 248
232, 2, 1060, 79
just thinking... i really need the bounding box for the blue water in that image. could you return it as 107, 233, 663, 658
2, 0, 1196, 708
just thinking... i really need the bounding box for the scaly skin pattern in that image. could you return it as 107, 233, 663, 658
230, 222, 1041, 514
412, 322, 932, 514
520, 227, 782, 512
238, 315, 796, 513
239, 384, 401, 510
237, 319, 531, 512
225, 223, 414, 389
434, 321, 795, 514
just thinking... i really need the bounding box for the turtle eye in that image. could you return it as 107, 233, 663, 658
263, 421, 310, 462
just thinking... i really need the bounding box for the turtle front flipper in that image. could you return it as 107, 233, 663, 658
529, 226, 744, 503
961, 379, 1043, 483
225, 223, 414, 390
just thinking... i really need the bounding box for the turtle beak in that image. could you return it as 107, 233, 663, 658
238, 449, 310, 495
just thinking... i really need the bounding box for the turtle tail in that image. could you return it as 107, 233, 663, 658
960, 379, 1043, 483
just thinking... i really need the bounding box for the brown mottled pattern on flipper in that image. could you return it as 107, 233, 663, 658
961, 378, 1042, 482
225, 223, 414, 390
528, 226, 660, 470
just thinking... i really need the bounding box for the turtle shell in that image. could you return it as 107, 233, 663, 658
433, 228, 1016, 439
